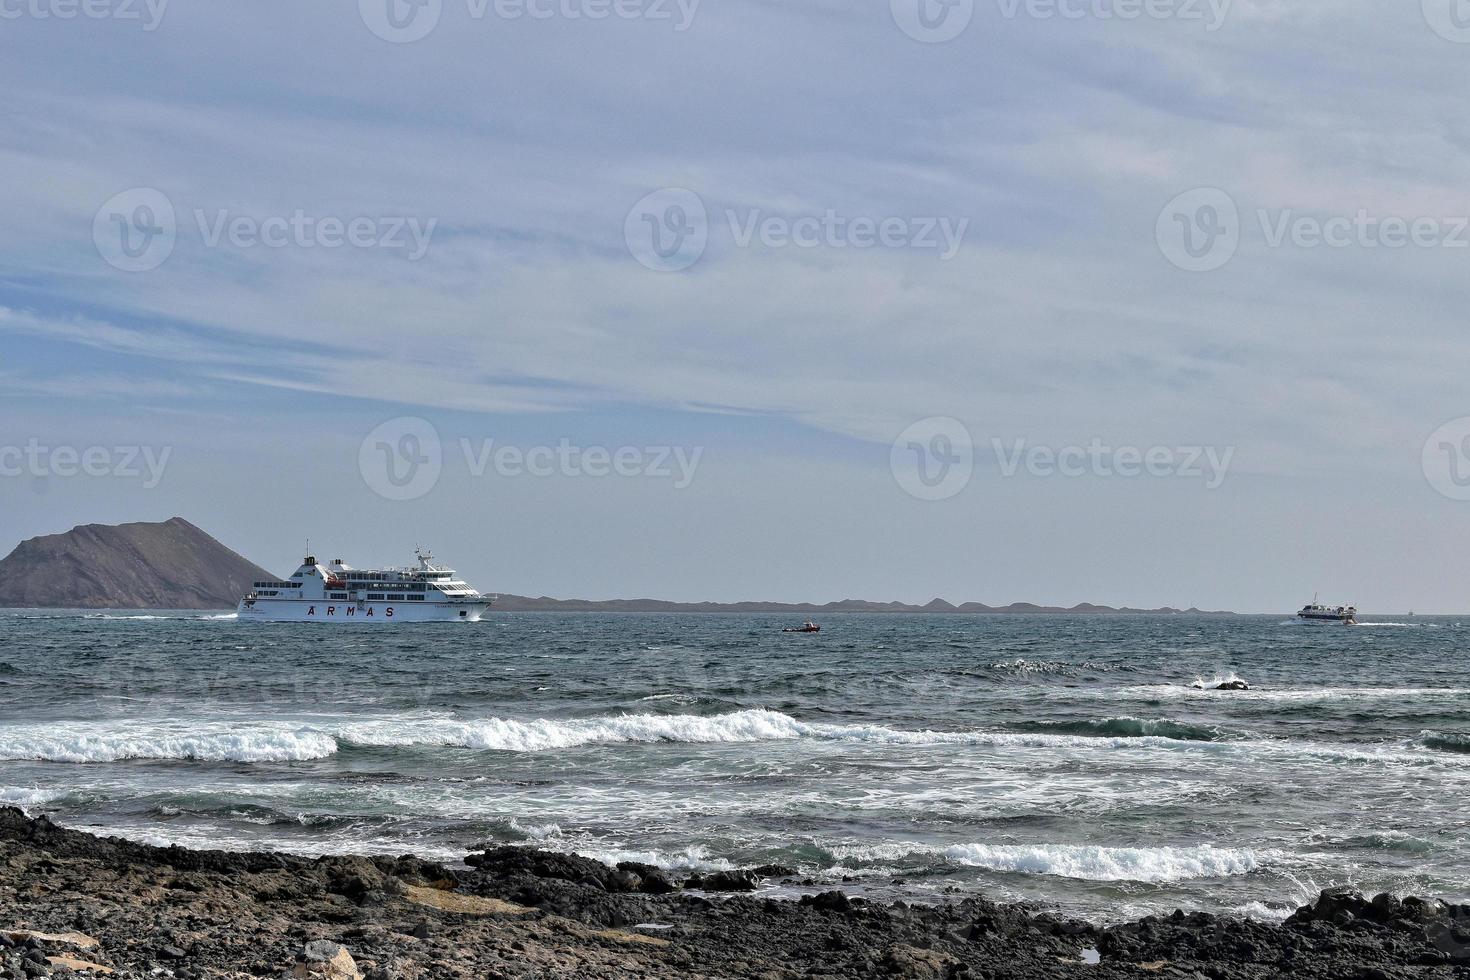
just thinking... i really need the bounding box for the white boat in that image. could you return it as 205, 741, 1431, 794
1297, 595, 1356, 625
237, 551, 493, 622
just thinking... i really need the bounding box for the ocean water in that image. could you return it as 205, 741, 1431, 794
1, 610, 1467, 923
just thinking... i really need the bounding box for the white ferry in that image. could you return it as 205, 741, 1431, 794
237, 551, 493, 622
1297, 595, 1357, 625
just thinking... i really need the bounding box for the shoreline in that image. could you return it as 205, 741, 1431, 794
3, 808, 1467, 978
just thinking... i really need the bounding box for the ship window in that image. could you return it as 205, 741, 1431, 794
368, 593, 385, 600
330, 593, 348, 600
406, 595, 423, 600
387, 594, 404, 600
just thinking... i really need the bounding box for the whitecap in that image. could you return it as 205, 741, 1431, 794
828, 841, 1270, 882
330, 709, 1228, 753
0, 723, 338, 763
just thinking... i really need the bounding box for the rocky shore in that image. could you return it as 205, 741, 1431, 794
2, 808, 1467, 979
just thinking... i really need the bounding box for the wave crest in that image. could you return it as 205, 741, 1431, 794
830, 841, 1267, 882
0, 725, 338, 763
1415, 730, 1470, 754
333, 709, 1227, 754
1023, 717, 1238, 742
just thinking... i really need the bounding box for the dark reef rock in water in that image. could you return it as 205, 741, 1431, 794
1216, 680, 1251, 690
3, 807, 1469, 979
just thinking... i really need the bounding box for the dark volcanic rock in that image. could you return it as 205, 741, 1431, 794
1, 808, 1465, 979
684, 870, 759, 892
0, 517, 276, 609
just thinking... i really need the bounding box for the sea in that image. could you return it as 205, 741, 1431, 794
1, 610, 1467, 924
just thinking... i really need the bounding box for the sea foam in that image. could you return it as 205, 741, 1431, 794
0, 724, 338, 763
829, 841, 1268, 882
331, 709, 1226, 753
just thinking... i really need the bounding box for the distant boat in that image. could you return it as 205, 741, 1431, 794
1297, 594, 1357, 625
782, 621, 821, 633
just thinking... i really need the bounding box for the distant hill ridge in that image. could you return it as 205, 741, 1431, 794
490, 595, 1230, 614
0, 518, 1231, 613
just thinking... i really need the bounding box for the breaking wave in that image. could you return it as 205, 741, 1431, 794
1415, 731, 1470, 754
330, 709, 1231, 754
829, 841, 1268, 882
0, 725, 338, 763
1021, 717, 1241, 742
0, 786, 59, 806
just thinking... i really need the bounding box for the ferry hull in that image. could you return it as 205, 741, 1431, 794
1297, 612, 1356, 624
237, 599, 491, 623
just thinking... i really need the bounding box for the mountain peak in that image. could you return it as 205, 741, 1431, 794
0, 519, 275, 609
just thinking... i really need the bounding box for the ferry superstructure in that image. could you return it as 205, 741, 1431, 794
237, 551, 493, 622
1297, 595, 1357, 625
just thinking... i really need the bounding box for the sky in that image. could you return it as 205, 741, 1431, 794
2, 0, 1470, 612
